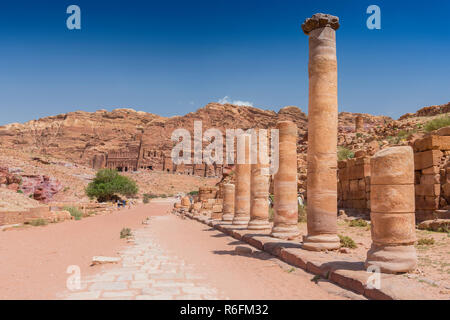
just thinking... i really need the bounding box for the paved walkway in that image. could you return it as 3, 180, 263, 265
64, 216, 224, 300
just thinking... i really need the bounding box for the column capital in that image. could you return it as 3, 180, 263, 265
301, 13, 340, 35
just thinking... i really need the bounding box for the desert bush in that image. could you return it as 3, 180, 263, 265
120, 227, 132, 239
64, 206, 83, 220
417, 238, 435, 246
424, 116, 450, 132
338, 235, 357, 248
188, 191, 199, 196
86, 169, 138, 202
268, 207, 274, 222
349, 219, 368, 227
298, 204, 307, 223
28, 219, 48, 226
337, 147, 354, 161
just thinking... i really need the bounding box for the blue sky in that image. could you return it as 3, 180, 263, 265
0, 0, 449, 125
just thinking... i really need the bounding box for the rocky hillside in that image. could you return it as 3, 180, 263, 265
0, 102, 397, 166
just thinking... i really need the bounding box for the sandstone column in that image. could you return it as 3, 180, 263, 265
366, 146, 417, 273
248, 131, 271, 230
355, 116, 364, 133
222, 183, 235, 222
232, 134, 251, 226
271, 121, 300, 238
302, 13, 340, 250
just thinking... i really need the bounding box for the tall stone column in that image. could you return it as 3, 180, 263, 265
248, 131, 271, 230
355, 116, 364, 133
271, 121, 300, 238
232, 134, 251, 226
366, 147, 417, 273
222, 183, 235, 222
302, 13, 340, 251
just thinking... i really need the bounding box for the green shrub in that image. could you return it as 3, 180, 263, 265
386, 135, 401, 145
64, 206, 83, 220
17, 190, 23, 194
337, 147, 354, 161
417, 238, 435, 246
188, 191, 199, 196
28, 219, 48, 226
397, 129, 415, 140
86, 169, 138, 202
424, 116, 450, 132
338, 235, 357, 248
349, 219, 368, 227
160, 194, 167, 198
298, 204, 307, 223
268, 207, 274, 222
120, 227, 132, 239
355, 132, 363, 138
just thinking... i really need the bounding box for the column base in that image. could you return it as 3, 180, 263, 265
271, 224, 300, 239
222, 214, 234, 221
302, 234, 340, 251
365, 244, 417, 274
247, 219, 271, 230
232, 216, 250, 226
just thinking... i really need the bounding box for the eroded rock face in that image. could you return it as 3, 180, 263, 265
0, 167, 61, 203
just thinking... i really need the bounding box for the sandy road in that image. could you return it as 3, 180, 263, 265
0, 199, 360, 300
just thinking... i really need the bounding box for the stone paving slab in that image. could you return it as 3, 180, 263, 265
62, 217, 225, 300
185, 213, 435, 300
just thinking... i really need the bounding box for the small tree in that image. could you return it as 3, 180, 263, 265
86, 169, 138, 202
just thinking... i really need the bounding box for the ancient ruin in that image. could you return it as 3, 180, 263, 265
302, 13, 340, 250
248, 131, 271, 230
271, 121, 299, 238
365, 146, 418, 273
221, 183, 235, 222
355, 116, 364, 132
232, 134, 251, 226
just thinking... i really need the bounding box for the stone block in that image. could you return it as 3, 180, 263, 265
372, 147, 414, 185
414, 150, 442, 171
371, 185, 415, 212
413, 135, 450, 152
419, 174, 440, 185
415, 184, 440, 196
415, 196, 439, 210
422, 166, 440, 174
370, 212, 416, 245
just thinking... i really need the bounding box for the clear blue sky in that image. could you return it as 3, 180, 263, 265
0, 0, 449, 125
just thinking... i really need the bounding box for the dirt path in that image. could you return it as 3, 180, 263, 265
0, 202, 170, 299
0, 199, 361, 300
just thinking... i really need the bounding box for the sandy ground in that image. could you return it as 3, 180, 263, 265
148, 213, 361, 300
0, 200, 359, 300
0, 202, 169, 299
296, 219, 450, 297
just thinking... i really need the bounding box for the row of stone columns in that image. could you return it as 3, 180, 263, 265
218, 13, 417, 274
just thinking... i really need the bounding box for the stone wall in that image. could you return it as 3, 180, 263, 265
337, 156, 371, 217
413, 134, 450, 221
337, 132, 450, 222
